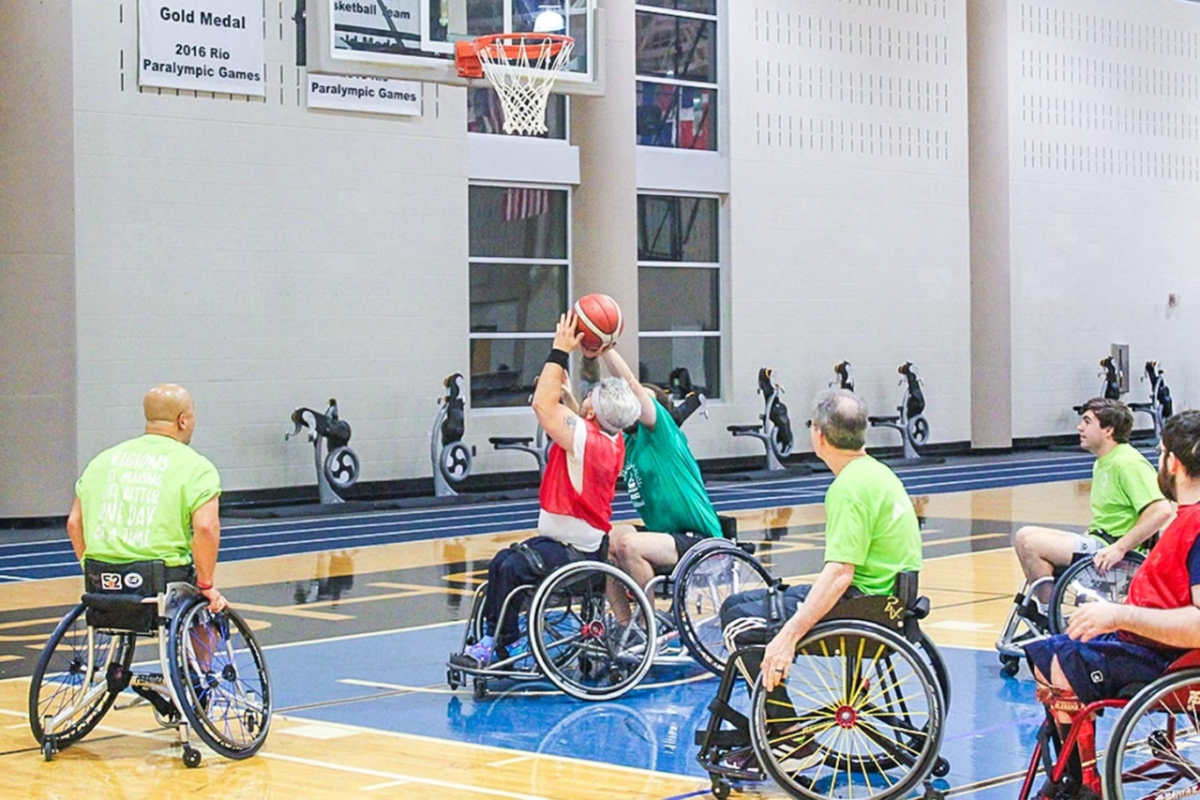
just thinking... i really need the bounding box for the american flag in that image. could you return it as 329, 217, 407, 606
502, 187, 551, 221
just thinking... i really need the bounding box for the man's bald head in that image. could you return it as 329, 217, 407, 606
144, 384, 196, 444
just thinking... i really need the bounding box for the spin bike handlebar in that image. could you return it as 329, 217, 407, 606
286, 399, 352, 449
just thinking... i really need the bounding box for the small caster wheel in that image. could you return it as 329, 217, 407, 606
183, 746, 202, 768
999, 654, 1021, 677
711, 778, 731, 800
932, 756, 951, 777
446, 669, 459, 690
42, 737, 57, 762
472, 678, 487, 700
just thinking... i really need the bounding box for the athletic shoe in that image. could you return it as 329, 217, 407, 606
450, 640, 495, 668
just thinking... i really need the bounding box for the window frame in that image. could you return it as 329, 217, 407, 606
634, 2, 720, 152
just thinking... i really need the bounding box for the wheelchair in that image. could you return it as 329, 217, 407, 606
695, 573, 952, 800
1018, 648, 1200, 799
447, 518, 771, 700
29, 560, 271, 768
997, 549, 1145, 677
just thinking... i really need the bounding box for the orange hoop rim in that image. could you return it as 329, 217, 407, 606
455, 33, 574, 79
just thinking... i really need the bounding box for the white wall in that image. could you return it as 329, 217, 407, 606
714, 0, 972, 457
1009, 0, 1200, 437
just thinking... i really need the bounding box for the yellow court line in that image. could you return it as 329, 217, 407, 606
369, 582, 475, 596
231, 603, 354, 621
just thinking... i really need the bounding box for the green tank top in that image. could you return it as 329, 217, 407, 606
75, 434, 221, 567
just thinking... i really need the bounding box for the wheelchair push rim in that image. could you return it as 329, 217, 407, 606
1102, 667, 1200, 800
674, 543, 772, 676
750, 620, 945, 800
1049, 551, 1145, 635
168, 596, 272, 759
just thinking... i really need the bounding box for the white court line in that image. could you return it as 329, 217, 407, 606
489, 754, 535, 767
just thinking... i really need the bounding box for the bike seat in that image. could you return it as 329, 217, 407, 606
490, 437, 535, 447
868, 415, 900, 425
1127, 402, 1154, 412
728, 424, 764, 435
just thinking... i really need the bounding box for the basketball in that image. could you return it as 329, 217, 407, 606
573, 293, 624, 351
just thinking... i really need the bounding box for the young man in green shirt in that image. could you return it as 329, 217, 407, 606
68, 384, 228, 613
721, 388, 923, 692
1013, 397, 1172, 605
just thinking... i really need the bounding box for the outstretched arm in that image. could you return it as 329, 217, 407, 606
600, 347, 656, 429
534, 312, 586, 451
758, 561, 856, 691
191, 496, 228, 611
1094, 498, 1173, 570
1069, 586, 1200, 649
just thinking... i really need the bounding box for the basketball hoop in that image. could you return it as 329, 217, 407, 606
455, 33, 575, 136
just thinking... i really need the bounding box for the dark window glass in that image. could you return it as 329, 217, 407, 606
469, 186, 569, 258
470, 263, 568, 333
638, 267, 718, 331
635, 13, 716, 82
636, 82, 717, 150
636, 0, 716, 13
638, 335, 720, 399
638, 195, 719, 262
470, 337, 553, 407
468, 87, 568, 139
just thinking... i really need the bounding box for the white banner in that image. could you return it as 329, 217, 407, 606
331, 0, 422, 56
139, 1, 265, 96
307, 74, 422, 116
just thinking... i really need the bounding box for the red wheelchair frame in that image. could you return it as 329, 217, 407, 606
1018, 649, 1200, 799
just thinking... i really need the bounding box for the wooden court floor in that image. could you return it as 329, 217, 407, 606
0, 479, 1097, 799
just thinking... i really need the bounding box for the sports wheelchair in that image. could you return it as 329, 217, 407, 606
29, 560, 271, 767
695, 573, 952, 800
997, 550, 1145, 677
447, 518, 771, 701
1019, 648, 1200, 799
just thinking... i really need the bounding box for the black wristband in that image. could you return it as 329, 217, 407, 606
545, 348, 570, 370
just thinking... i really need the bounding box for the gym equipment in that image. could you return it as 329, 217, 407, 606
1129, 359, 1173, 441
432, 373, 475, 497
30, 560, 271, 767
489, 416, 550, 476
1073, 355, 1122, 414
695, 574, 951, 800
995, 551, 1144, 677
1017, 649, 1200, 799
728, 367, 796, 472
868, 361, 931, 462
455, 33, 575, 135
286, 398, 360, 504
831, 360, 854, 391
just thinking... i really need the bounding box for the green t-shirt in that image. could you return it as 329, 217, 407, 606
75, 434, 221, 567
1089, 442, 1165, 539
823, 455, 923, 596
622, 400, 722, 538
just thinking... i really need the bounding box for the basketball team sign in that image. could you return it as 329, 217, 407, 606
139, 1, 265, 96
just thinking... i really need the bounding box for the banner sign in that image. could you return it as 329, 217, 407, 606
139, 1, 266, 96
307, 74, 422, 116
331, 0, 422, 58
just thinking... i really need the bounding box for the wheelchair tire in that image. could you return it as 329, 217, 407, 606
1102, 667, 1200, 800
673, 542, 772, 676
1048, 551, 1145, 635
168, 596, 272, 760
749, 620, 945, 800
918, 631, 952, 712
529, 561, 656, 702
28, 602, 135, 748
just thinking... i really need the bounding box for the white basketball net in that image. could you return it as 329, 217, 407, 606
477, 36, 574, 136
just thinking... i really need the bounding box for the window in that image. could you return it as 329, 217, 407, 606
469, 184, 570, 408
637, 194, 721, 398
635, 3, 717, 150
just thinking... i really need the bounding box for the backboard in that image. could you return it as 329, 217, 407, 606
306, 0, 603, 95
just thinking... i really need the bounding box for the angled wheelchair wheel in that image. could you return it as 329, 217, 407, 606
29, 602, 135, 748
1049, 551, 1144, 635
674, 543, 772, 676
168, 597, 272, 759
917, 632, 951, 712
1102, 667, 1200, 799
529, 561, 656, 702
750, 620, 944, 799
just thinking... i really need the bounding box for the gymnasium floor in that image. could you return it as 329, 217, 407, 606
0, 452, 1135, 798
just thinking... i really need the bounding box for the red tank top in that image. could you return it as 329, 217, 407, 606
1127, 502, 1200, 612
539, 417, 625, 533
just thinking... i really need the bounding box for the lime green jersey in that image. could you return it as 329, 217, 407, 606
75, 434, 221, 567
1089, 442, 1165, 540
823, 455, 923, 596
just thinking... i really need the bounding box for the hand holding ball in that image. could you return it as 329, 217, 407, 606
572, 294, 624, 354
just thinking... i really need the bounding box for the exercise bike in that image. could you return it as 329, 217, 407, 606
285, 399, 360, 504
831, 360, 854, 391
728, 367, 797, 473
1073, 356, 1122, 414
1128, 360, 1173, 441
432, 373, 475, 497
868, 362, 932, 463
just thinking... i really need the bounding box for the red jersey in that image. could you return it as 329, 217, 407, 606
1127, 502, 1200, 612
539, 416, 625, 540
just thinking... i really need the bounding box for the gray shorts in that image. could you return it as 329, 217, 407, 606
1073, 531, 1115, 556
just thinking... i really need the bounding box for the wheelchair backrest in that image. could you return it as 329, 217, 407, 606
821, 571, 929, 641
82, 559, 167, 633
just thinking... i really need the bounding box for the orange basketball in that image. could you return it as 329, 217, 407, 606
573, 293, 624, 351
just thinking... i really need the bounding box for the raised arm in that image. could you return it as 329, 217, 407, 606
600, 346, 656, 429
534, 312, 586, 451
